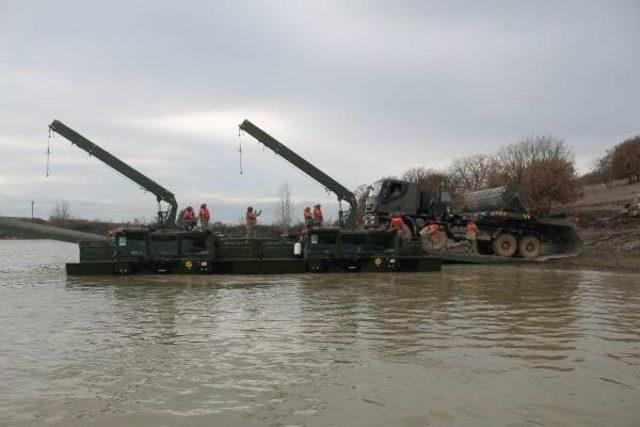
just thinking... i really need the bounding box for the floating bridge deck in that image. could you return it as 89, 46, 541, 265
0, 217, 109, 244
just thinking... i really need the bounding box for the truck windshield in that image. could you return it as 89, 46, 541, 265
369, 180, 384, 196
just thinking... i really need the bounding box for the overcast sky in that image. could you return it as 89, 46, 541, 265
1, 1, 638, 223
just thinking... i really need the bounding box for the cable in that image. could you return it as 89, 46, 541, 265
46, 127, 52, 177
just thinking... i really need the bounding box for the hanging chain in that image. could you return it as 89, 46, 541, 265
239, 140, 243, 175
46, 127, 52, 177
238, 128, 244, 175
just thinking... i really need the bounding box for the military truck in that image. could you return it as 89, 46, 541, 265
363, 180, 581, 259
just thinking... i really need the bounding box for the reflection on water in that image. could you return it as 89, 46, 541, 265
1, 240, 639, 426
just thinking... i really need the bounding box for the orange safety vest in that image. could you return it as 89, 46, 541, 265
390, 216, 404, 228
466, 222, 478, 234
184, 209, 195, 220
313, 207, 323, 220
199, 207, 210, 220
303, 209, 312, 219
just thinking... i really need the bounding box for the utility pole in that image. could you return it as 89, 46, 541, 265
31, 200, 34, 221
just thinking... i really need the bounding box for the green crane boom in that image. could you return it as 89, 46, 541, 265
239, 119, 357, 228
49, 120, 178, 226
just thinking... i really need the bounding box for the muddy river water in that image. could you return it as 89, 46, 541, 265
0, 240, 639, 426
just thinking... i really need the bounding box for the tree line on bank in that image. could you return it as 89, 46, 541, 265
579, 136, 640, 186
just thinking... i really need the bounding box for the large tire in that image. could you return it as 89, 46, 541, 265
430, 231, 448, 251
492, 233, 517, 257
518, 236, 541, 259
420, 230, 448, 251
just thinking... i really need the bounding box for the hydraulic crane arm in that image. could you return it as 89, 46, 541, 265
49, 120, 178, 226
239, 119, 357, 228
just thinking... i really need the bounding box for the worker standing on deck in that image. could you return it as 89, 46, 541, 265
419, 220, 444, 251
389, 210, 405, 235
466, 216, 479, 253
183, 206, 196, 230
199, 203, 211, 230
426, 220, 439, 235
183, 206, 195, 219
313, 204, 323, 228
303, 207, 313, 228
245, 206, 261, 238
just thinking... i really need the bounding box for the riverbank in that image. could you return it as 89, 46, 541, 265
543, 247, 640, 274
550, 180, 640, 274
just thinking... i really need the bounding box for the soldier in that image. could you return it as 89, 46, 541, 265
199, 203, 211, 230
389, 213, 404, 231
465, 216, 479, 253
426, 220, 439, 235
313, 204, 323, 228
183, 206, 196, 231
245, 206, 261, 238
303, 207, 313, 228
388, 209, 405, 236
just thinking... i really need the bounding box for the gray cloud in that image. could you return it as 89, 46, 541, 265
1, 0, 639, 222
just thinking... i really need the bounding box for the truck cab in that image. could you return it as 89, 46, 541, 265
364, 179, 421, 228
364, 179, 451, 233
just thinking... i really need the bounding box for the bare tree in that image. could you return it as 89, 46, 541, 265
352, 184, 370, 228
522, 158, 581, 214
579, 149, 615, 187
611, 136, 640, 183
449, 154, 492, 191
402, 167, 450, 193
50, 200, 71, 220
488, 134, 573, 186
275, 182, 292, 235
402, 166, 463, 209
595, 150, 615, 187
482, 135, 580, 213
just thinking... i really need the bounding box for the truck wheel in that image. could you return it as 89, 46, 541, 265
492, 233, 517, 257
431, 231, 448, 251
420, 231, 447, 251
518, 236, 541, 259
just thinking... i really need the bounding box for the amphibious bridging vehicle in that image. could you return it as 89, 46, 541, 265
27, 118, 580, 275
42, 120, 440, 276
